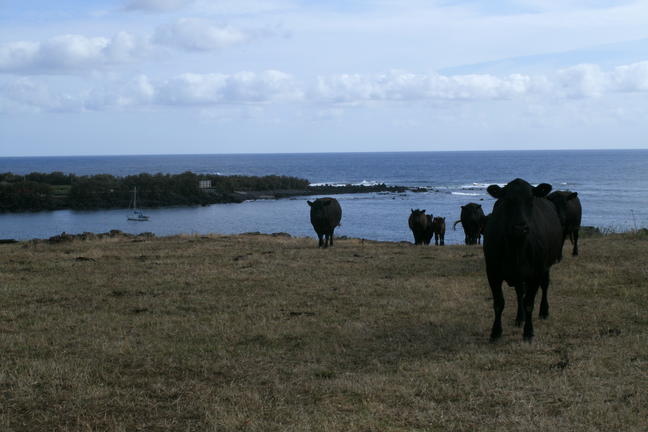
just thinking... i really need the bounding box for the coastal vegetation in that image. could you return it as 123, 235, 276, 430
0, 231, 646, 430
0, 171, 406, 212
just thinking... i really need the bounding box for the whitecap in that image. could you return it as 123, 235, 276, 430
460, 182, 505, 190
309, 179, 383, 187
452, 192, 481, 196
309, 182, 346, 187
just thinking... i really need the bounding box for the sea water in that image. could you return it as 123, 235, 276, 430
1, 150, 647, 243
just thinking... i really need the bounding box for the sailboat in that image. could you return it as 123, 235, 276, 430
127, 186, 149, 221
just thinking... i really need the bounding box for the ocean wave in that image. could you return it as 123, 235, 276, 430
452, 191, 481, 196
309, 180, 382, 187
460, 182, 505, 190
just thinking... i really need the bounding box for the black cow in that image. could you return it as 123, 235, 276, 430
307, 197, 342, 248
431, 216, 446, 246
548, 190, 582, 257
408, 209, 433, 245
483, 179, 563, 341
480, 214, 490, 240
453, 203, 485, 245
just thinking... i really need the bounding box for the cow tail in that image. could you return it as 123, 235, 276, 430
453, 220, 461, 231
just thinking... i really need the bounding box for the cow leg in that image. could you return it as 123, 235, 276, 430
539, 271, 550, 319
317, 234, 324, 248
488, 274, 505, 341
434, 233, 438, 246
329, 229, 334, 247
323, 234, 330, 248
440, 234, 444, 246
514, 284, 525, 327
523, 281, 540, 342
572, 229, 579, 256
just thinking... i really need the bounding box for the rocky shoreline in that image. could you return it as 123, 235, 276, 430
222, 183, 411, 203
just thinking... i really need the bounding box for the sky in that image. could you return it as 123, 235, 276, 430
1, 0, 647, 156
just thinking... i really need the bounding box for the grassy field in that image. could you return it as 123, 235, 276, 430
0, 231, 646, 431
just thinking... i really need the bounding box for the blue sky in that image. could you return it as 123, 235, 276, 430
1, 0, 647, 156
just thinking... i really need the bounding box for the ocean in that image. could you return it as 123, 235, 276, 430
1, 150, 647, 243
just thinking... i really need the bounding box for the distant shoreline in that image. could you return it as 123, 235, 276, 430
0, 170, 413, 213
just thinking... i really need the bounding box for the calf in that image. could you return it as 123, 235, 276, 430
483, 179, 563, 341
431, 216, 446, 246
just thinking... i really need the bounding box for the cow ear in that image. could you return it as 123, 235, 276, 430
487, 185, 503, 199
307, 201, 313, 207
568, 192, 578, 200
533, 183, 552, 197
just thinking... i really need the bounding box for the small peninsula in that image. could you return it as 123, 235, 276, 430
0, 171, 410, 212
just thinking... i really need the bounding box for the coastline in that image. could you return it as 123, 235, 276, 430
0, 169, 411, 213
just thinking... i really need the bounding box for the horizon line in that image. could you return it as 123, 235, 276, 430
2, 147, 647, 159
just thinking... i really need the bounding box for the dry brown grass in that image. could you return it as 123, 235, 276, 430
0, 231, 646, 431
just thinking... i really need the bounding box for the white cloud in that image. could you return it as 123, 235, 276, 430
611, 61, 648, 92
123, 0, 195, 12
0, 33, 149, 74
156, 70, 303, 105
556, 64, 607, 98
0, 20, 274, 74
153, 19, 250, 51
554, 61, 648, 97
315, 62, 648, 104
85, 75, 156, 110
4, 61, 648, 113
1, 70, 302, 112
314, 71, 550, 103
1, 78, 84, 112
0, 42, 39, 73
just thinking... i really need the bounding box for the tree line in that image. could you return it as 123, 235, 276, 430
0, 171, 310, 212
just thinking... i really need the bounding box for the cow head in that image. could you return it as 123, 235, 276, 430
487, 178, 552, 240
547, 191, 578, 228
308, 199, 332, 210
